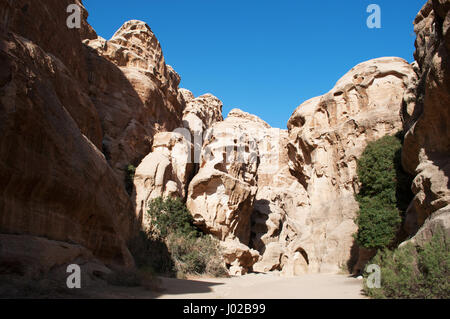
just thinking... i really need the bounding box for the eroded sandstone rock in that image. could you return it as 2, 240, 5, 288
400, 0, 450, 245
133, 131, 194, 228
0, 0, 135, 268
84, 20, 185, 181
286, 57, 416, 273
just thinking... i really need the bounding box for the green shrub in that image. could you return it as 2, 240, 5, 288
167, 233, 228, 278
145, 197, 228, 278
355, 197, 402, 249
147, 197, 199, 238
364, 229, 450, 299
354, 134, 413, 249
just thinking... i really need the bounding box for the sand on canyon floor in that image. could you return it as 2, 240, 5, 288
153, 273, 366, 299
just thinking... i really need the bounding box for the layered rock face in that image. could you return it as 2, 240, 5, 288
186, 109, 263, 244
0, 0, 187, 273
185, 109, 277, 274
1, 0, 439, 281
0, 0, 136, 268
133, 131, 194, 228
84, 20, 185, 180
286, 57, 416, 273
401, 0, 450, 244
133, 89, 223, 228
180, 58, 416, 275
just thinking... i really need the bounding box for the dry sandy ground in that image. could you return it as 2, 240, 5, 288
153, 273, 365, 299
1, 273, 365, 299
79, 273, 366, 299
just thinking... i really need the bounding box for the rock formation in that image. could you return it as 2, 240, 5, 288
1, 0, 446, 283
0, 0, 187, 274
186, 109, 262, 245
0, 0, 137, 270
133, 131, 194, 228
286, 57, 416, 274
84, 20, 185, 181
401, 0, 450, 245
133, 89, 223, 229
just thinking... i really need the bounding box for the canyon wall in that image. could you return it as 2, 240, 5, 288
0, 0, 187, 276
401, 0, 450, 245
145, 57, 414, 275
1, 0, 446, 280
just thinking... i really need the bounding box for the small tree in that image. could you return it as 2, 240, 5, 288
147, 197, 199, 238
354, 134, 412, 249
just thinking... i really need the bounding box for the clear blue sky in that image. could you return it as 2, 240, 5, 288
84, 0, 426, 129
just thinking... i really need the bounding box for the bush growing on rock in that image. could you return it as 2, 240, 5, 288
364, 229, 450, 299
147, 197, 199, 238
146, 197, 228, 278
354, 134, 413, 249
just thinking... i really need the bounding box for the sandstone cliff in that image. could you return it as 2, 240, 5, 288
0, 0, 187, 276
1, 0, 446, 283
286, 57, 416, 273
401, 0, 450, 245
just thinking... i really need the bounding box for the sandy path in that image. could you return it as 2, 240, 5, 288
155, 273, 365, 299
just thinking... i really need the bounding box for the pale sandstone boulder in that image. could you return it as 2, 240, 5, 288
287, 57, 416, 273
133, 132, 194, 228
133, 90, 224, 230
187, 109, 264, 244
400, 0, 450, 245
220, 240, 260, 276
251, 130, 312, 274
181, 90, 224, 136
180, 89, 223, 163
187, 109, 277, 273
252, 242, 285, 273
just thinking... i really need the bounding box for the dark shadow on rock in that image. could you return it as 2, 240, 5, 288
250, 199, 272, 254
127, 231, 176, 278
346, 239, 360, 275
394, 141, 415, 244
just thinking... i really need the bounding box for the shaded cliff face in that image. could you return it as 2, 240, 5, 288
0, 0, 186, 272
401, 0, 450, 244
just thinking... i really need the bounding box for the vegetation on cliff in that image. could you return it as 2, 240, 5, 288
129, 197, 227, 278
354, 134, 413, 249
